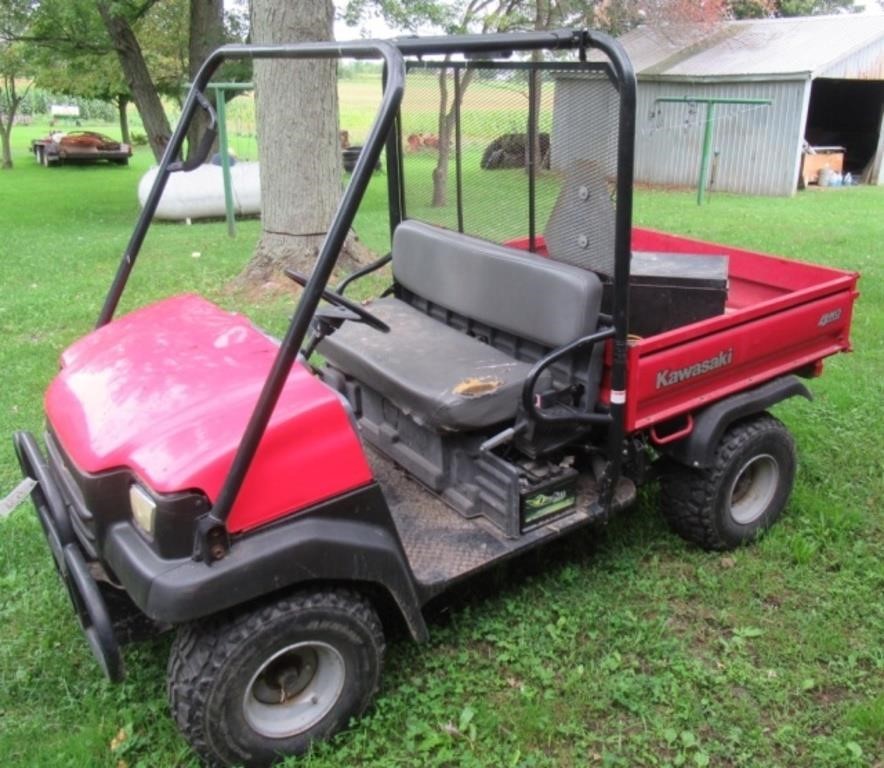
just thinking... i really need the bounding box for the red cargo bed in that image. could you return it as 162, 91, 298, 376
622, 228, 858, 432
509, 228, 858, 434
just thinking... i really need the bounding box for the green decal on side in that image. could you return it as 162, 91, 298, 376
523, 489, 576, 525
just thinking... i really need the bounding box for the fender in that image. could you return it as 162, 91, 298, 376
663, 375, 812, 468
102, 485, 429, 641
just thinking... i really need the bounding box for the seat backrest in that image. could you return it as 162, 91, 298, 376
392, 220, 602, 350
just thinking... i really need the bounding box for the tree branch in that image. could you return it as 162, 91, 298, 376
4, 32, 111, 54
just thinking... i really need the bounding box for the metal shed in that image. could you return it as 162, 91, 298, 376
597, 15, 884, 196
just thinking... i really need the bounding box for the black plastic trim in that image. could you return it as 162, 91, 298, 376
15, 431, 429, 683
662, 375, 812, 468
43, 429, 209, 560
103, 485, 428, 640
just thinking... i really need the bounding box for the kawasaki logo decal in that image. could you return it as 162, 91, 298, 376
818, 309, 842, 327
656, 348, 733, 390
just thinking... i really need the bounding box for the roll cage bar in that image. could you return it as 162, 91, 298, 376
94, 30, 636, 562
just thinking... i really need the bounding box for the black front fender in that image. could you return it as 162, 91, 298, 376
104, 485, 428, 641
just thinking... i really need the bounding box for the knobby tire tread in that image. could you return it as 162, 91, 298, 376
167, 588, 384, 767
660, 414, 793, 551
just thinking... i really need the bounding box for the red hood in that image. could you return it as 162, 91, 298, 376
46, 295, 373, 532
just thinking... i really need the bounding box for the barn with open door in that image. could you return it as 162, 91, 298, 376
606, 15, 884, 196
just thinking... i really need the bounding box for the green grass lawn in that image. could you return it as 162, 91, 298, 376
0, 119, 881, 768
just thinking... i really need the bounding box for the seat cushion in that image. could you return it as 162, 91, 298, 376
319, 298, 543, 431
392, 220, 603, 349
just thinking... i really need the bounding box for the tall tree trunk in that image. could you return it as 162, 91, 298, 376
431, 67, 474, 208
117, 94, 131, 145
431, 67, 451, 208
242, 0, 359, 286
97, 1, 171, 163
186, 0, 224, 163
0, 75, 24, 170
428, 0, 515, 207
0, 121, 13, 169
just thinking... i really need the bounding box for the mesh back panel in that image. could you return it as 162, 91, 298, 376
400, 62, 621, 277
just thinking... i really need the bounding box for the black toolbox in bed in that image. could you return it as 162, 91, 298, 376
602, 251, 729, 337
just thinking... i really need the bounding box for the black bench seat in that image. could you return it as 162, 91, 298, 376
319, 220, 603, 434
320, 297, 548, 431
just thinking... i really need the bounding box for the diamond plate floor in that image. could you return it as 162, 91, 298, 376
367, 449, 635, 591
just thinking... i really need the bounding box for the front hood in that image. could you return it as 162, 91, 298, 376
46, 295, 373, 532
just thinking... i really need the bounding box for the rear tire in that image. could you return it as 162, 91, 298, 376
660, 413, 796, 551
168, 589, 384, 768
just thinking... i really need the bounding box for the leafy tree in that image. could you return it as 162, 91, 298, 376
30, 43, 133, 138
776, 0, 856, 14
0, 43, 32, 169
724, 0, 857, 17
6, 0, 174, 160
0, 0, 33, 169
9, 0, 242, 162
728, 0, 774, 17
96, 0, 173, 160
426, 0, 530, 207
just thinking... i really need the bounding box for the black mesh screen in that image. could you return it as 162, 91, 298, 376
399, 61, 622, 277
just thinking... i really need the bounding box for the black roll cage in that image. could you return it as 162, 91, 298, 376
94, 30, 637, 562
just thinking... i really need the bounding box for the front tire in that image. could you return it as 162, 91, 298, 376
660, 413, 797, 550
168, 589, 384, 767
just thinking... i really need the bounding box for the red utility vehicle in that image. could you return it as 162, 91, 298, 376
14, 31, 857, 768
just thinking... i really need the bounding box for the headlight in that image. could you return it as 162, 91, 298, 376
130, 484, 157, 536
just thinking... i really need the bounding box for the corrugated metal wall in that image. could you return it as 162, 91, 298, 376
634, 79, 810, 196
818, 38, 884, 80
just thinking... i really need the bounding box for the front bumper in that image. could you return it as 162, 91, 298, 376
13, 430, 428, 680
13, 430, 124, 681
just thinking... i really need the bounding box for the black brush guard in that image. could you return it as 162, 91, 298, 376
14, 430, 124, 681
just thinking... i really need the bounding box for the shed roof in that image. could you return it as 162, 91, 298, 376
617, 14, 884, 81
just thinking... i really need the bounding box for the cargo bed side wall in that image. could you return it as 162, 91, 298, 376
625, 284, 856, 431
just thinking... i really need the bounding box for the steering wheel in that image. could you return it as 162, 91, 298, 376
284, 268, 390, 333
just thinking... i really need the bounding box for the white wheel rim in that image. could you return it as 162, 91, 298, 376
243, 641, 345, 739
728, 453, 779, 525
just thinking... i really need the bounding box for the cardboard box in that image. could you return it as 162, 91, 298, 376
801, 146, 845, 186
